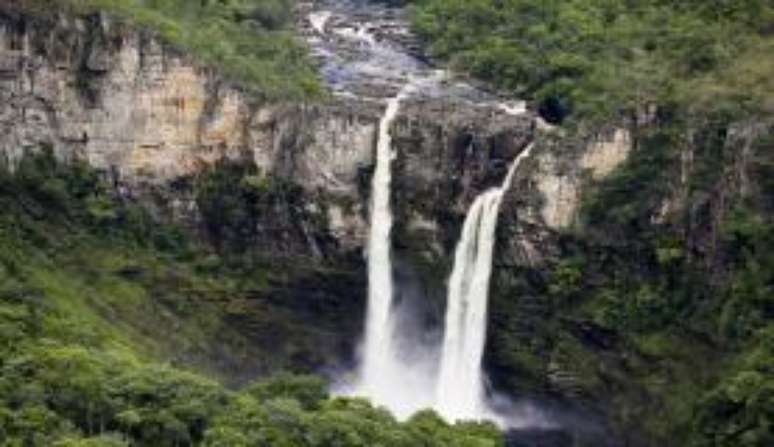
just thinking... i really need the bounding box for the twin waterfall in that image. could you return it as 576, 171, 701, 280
354, 85, 532, 425
436, 145, 534, 422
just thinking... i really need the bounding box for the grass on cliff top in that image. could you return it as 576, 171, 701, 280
22, 0, 322, 100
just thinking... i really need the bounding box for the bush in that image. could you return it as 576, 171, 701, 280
245, 373, 328, 411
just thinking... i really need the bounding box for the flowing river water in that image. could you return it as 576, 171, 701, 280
299, 0, 537, 427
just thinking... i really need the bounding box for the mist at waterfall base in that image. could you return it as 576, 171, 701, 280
333, 257, 441, 420
308, 1, 550, 430
332, 255, 552, 429
332, 114, 549, 428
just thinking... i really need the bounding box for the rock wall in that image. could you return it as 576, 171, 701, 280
0, 5, 649, 419
0, 9, 377, 250
0, 8, 590, 257
0, 6, 640, 261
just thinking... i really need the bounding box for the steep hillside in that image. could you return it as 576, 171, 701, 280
0, 145, 509, 447
0, 0, 771, 446
404, 1, 774, 445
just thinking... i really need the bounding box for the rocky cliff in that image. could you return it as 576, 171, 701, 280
3, 4, 724, 444
0, 1, 646, 376
3, 2, 772, 446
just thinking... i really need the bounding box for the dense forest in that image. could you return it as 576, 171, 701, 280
410, 0, 774, 123
0, 150, 504, 445
1, 0, 772, 446
406, 1, 773, 445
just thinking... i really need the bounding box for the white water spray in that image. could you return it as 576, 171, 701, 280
498, 101, 528, 116
435, 144, 534, 423
354, 83, 422, 417
334, 25, 376, 47
309, 11, 332, 34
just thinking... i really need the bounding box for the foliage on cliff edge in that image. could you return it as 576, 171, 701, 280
15, 0, 321, 100
410, 0, 774, 123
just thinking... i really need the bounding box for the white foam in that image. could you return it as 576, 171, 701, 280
498, 101, 528, 115
309, 11, 332, 34
435, 144, 535, 424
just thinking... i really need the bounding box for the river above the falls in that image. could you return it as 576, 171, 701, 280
297, 0, 540, 426
293, 3, 623, 447
298, 0, 526, 113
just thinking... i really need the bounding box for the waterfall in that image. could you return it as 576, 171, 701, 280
305, 0, 549, 428
435, 144, 534, 422
355, 83, 416, 413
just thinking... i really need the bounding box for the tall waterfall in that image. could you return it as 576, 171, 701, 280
435, 144, 534, 422
306, 1, 548, 427
356, 84, 417, 413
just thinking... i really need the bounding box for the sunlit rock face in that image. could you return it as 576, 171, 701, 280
0, 12, 380, 187
530, 128, 633, 230
0, 11, 382, 251
0, 2, 644, 434
533, 150, 583, 230
0, 15, 242, 179
582, 129, 632, 180
0, 10, 546, 252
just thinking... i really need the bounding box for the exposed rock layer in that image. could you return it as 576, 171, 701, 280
0, 6, 653, 439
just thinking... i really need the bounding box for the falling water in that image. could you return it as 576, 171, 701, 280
355, 83, 417, 413
435, 144, 535, 422
307, 1, 542, 424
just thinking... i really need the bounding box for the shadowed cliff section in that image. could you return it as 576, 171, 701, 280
486, 119, 774, 446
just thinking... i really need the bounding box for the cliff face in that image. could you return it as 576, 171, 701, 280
3, 3, 772, 447
0, 4, 708, 442
0, 6, 642, 252
0, 9, 563, 250
0, 10, 373, 249
0, 6, 644, 375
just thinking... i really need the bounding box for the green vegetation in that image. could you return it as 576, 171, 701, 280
21, 0, 321, 100
194, 160, 326, 257
0, 150, 502, 446
410, 0, 774, 122
0, 147, 249, 371
3, 1, 771, 445
0, 144, 367, 374
410, 1, 773, 443
494, 124, 773, 445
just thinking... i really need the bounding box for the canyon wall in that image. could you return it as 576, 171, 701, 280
0, 5, 651, 434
